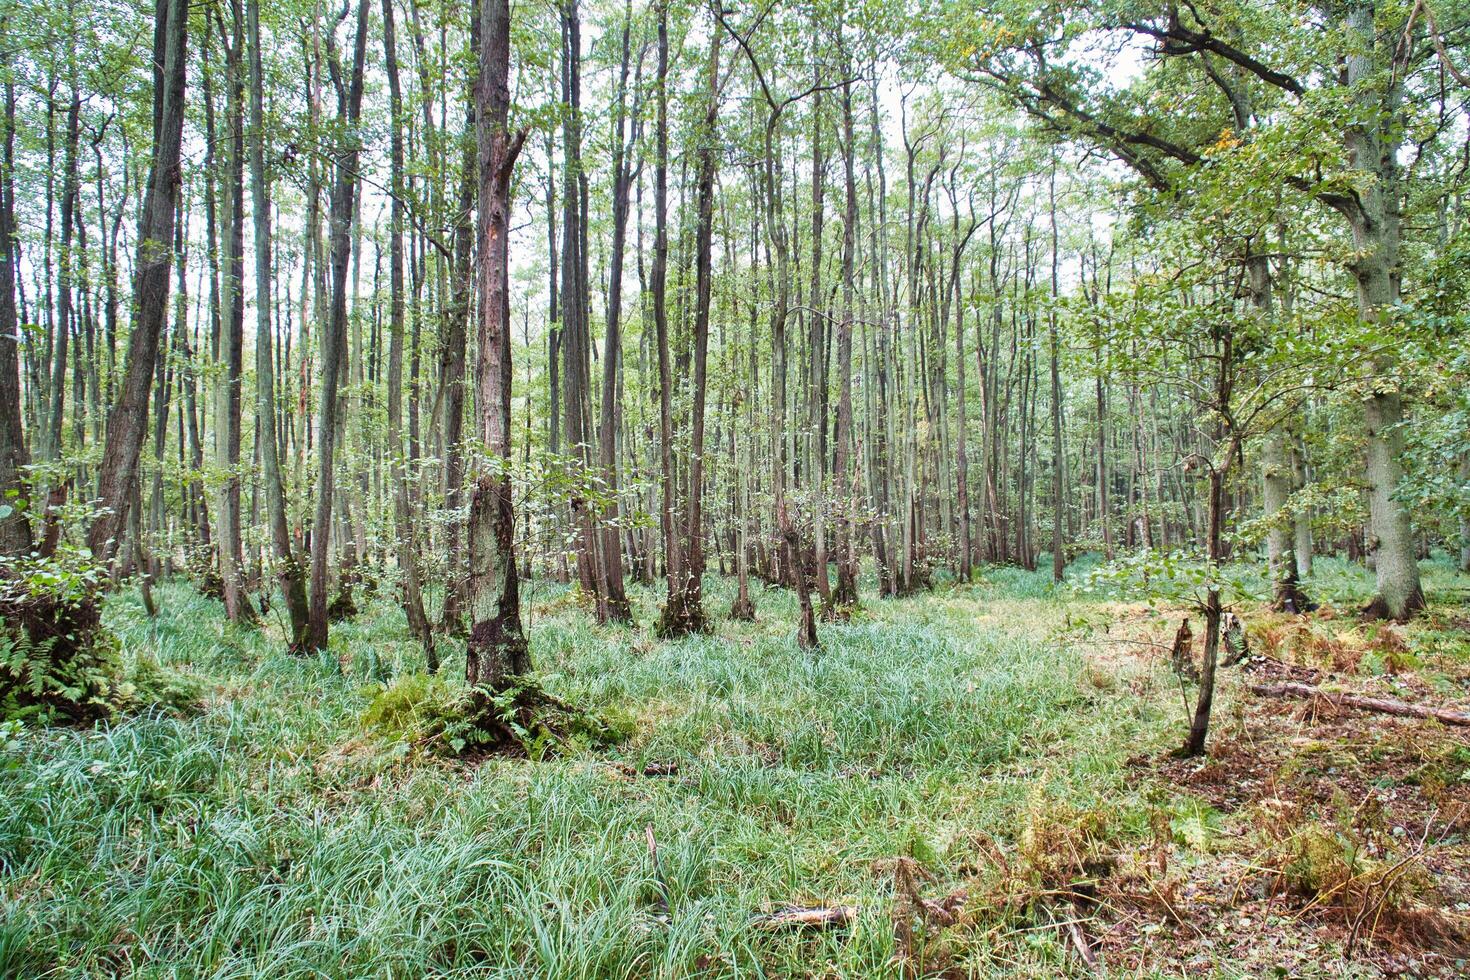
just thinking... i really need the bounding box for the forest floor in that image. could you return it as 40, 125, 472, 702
3, 556, 1470, 978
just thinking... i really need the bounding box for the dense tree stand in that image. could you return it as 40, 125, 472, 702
4, 0, 1468, 788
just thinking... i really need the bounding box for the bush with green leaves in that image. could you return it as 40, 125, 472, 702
0, 547, 118, 724
0, 548, 202, 724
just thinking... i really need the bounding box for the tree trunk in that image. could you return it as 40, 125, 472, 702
437, 39, 477, 635
1341, 0, 1422, 621
661, 21, 721, 637
828, 56, 859, 614
558, 0, 602, 612
306, 0, 370, 650
88, 0, 189, 562
382, 0, 436, 667
1048, 169, 1064, 583
464, 0, 529, 688
650, 1, 683, 633
0, 63, 31, 556
216, 10, 257, 624
596, 0, 638, 625
247, 0, 308, 647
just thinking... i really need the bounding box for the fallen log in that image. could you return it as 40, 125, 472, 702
1248, 682, 1470, 727
752, 905, 859, 931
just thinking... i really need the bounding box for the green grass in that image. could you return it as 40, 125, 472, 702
1, 554, 1463, 977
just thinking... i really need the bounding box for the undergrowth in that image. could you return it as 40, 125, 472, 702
0, 554, 1464, 977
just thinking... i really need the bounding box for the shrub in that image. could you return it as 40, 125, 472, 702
1, 550, 202, 724
0, 549, 118, 724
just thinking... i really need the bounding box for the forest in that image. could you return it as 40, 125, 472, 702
2, 0, 1470, 975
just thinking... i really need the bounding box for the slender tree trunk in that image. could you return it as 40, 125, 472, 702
1184, 464, 1225, 757
1185, 320, 1237, 758
829, 58, 859, 614
381, 0, 436, 667
660, 21, 721, 636
438, 35, 477, 635
807, 57, 831, 611
597, 0, 637, 625
0, 59, 31, 556
216, 8, 257, 624
88, 0, 189, 562
307, 0, 370, 650
1048, 169, 1064, 583
558, 0, 602, 611
1291, 432, 1313, 579
43, 82, 79, 472
247, 0, 308, 647
650, 1, 682, 629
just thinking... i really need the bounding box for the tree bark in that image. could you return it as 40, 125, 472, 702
558, 0, 602, 611
597, 0, 637, 625
437, 29, 478, 635
660, 21, 721, 637
1341, 0, 1422, 621
88, 0, 189, 562
650, 0, 682, 631
0, 59, 31, 556
247, 0, 308, 647
828, 52, 859, 614
215, 6, 258, 624
1048, 168, 1064, 583
464, 0, 528, 689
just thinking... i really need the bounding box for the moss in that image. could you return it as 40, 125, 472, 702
115, 655, 205, 717
362, 672, 630, 759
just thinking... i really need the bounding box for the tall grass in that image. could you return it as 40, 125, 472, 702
0, 559, 1267, 977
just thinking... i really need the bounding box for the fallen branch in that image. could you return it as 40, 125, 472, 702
1039, 894, 1099, 971
1062, 914, 1099, 971
753, 905, 859, 930
611, 760, 681, 778
1249, 682, 1470, 727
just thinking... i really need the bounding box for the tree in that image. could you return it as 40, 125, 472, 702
945, 0, 1443, 619
213, 0, 257, 625
247, 0, 308, 647
382, 0, 435, 665
656, 12, 721, 637
87, 0, 189, 563
0, 37, 30, 557
596, 0, 638, 626
306, 0, 370, 651
464, 0, 527, 688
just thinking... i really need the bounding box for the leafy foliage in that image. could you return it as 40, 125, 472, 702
0, 549, 201, 724
0, 549, 117, 724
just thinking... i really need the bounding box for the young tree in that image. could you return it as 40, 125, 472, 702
381, 0, 435, 665
214, 1, 257, 624
658, 17, 722, 637
596, 0, 638, 625
247, 0, 308, 647
306, 0, 370, 651
0, 44, 30, 557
